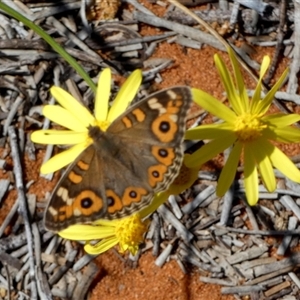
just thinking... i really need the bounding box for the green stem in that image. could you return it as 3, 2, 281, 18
0, 2, 97, 92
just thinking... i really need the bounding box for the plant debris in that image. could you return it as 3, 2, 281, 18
1, 1, 300, 299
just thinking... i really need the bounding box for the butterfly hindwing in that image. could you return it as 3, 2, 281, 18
44, 145, 107, 231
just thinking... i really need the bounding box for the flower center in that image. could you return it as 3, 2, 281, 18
234, 113, 266, 142
115, 214, 149, 254
95, 120, 110, 131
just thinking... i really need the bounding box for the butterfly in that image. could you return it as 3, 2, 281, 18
44, 87, 192, 232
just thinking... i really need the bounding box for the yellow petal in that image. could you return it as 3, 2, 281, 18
43, 105, 87, 132
93, 219, 119, 226
184, 133, 237, 168
192, 88, 237, 123
214, 53, 245, 115
31, 130, 87, 145
227, 47, 249, 112
40, 142, 88, 174
216, 141, 242, 196
272, 127, 300, 142
59, 224, 115, 240
260, 56, 271, 78
107, 69, 142, 122
84, 237, 119, 255
262, 113, 300, 127
185, 123, 234, 140
95, 68, 111, 122
50, 86, 95, 127
258, 159, 276, 192
244, 145, 259, 205
251, 56, 270, 112
252, 140, 276, 192
139, 191, 169, 218
268, 144, 300, 183
254, 67, 289, 115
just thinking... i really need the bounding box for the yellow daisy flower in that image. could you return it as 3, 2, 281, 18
59, 213, 150, 256
58, 156, 198, 256
31, 68, 142, 174
185, 47, 300, 205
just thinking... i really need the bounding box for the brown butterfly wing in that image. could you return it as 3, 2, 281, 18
44, 87, 192, 231
104, 86, 192, 218
44, 145, 108, 232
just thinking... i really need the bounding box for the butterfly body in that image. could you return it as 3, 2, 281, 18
45, 87, 192, 232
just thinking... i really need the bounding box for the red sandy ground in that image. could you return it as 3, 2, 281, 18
90, 251, 232, 300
